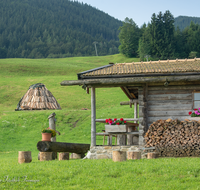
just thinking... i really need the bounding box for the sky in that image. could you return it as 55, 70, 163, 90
77, 0, 200, 27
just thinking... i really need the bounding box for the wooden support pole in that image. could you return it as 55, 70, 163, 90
127, 126, 134, 145
91, 87, 96, 147
48, 112, 56, 142
107, 135, 112, 145
117, 134, 126, 145
134, 102, 137, 124
48, 112, 57, 159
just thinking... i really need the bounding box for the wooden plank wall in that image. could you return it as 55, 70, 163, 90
147, 85, 200, 127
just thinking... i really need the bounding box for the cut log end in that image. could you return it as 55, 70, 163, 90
112, 151, 126, 162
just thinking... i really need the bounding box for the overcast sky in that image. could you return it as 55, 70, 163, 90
77, 0, 200, 27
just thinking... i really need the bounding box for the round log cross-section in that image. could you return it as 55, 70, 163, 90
59, 152, 69, 160
18, 151, 32, 164
147, 152, 158, 159
40, 152, 52, 161
112, 151, 126, 162
70, 153, 85, 159
127, 151, 141, 160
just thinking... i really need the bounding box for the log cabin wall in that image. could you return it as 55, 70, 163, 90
146, 84, 200, 128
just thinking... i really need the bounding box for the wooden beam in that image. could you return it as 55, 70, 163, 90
120, 87, 132, 99
37, 141, 90, 154
60, 75, 200, 87
120, 99, 139, 105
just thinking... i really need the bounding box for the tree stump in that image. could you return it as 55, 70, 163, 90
59, 152, 69, 160
147, 152, 158, 159
112, 151, 126, 162
40, 152, 52, 161
70, 153, 85, 159
18, 151, 32, 164
127, 151, 141, 160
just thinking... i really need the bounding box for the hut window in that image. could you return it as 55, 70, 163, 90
193, 92, 200, 109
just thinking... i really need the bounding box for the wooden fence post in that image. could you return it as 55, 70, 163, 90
48, 112, 57, 159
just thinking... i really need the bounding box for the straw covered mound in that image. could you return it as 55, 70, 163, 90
16, 83, 61, 110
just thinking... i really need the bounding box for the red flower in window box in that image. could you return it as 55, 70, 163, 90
105, 118, 126, 125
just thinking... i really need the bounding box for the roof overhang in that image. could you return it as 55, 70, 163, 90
60, 73, 200, 88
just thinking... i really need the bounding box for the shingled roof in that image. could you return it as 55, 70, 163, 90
61, 58, 200, 87
79, 58, 200, 79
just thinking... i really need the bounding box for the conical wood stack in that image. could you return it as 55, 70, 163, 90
16, 83, 61, 110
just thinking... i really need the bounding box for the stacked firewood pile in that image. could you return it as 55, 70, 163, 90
145, 118, 200, 157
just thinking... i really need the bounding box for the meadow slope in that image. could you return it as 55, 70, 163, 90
0, 54, 139, 152
1, 55, 200, 190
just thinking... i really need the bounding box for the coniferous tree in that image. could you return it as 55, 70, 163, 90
0, 0, 122, 58
118, 18, 140, 57
138, 24, 151, 61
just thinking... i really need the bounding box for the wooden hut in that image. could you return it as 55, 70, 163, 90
16, 83, 61, 111
61, 58, 200, 147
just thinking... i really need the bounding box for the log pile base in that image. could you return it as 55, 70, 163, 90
145, 119, 200, 157
40, 152, 52, 161
147, 152, 158, 159
112, 151, 126, 162
18, 151, 32, 164
59, 152, 69, 160
127, 151, 141, 160
70, 153, 85, 159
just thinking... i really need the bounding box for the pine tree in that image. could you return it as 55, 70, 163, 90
118, 18, 140, 57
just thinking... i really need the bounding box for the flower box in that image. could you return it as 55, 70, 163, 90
105, 125, 127, 133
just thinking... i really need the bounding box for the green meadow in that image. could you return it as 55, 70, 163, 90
1, 54, 200, 190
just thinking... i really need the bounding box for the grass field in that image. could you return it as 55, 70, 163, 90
1, 54, 200, 190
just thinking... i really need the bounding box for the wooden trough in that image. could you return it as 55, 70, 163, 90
37, 141, 90, 154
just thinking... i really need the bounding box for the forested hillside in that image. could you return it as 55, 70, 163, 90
175, 16, 200, 31
0, 0, 122, 58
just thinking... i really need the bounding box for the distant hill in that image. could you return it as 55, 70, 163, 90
0, 0, 122, 58
175, 16, 200, 31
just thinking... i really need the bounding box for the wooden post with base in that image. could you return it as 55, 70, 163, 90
48, 112, 57, 160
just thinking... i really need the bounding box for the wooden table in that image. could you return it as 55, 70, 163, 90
96, 131, 139, 146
